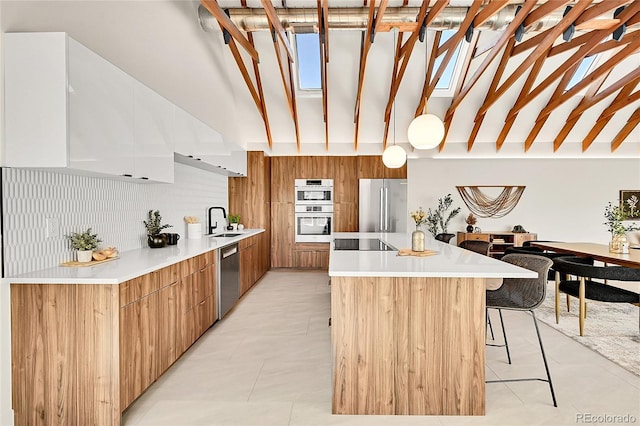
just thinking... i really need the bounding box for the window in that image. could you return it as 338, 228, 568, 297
294, 33, 321, 91
433, 30, 462, 90
566, 55, 597, 91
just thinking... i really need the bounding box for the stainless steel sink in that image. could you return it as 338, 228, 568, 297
212, 233, 242, 238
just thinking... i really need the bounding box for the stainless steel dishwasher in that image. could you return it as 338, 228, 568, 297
218, 243, 240, 319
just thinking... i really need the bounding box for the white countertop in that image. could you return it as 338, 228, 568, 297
6, 229, 265, 285
329, 232, 537, 278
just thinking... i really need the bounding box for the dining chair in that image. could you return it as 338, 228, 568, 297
486, 253, 557, 407
435, 233, 455, 243
459, 240, 490, 255
504, 246, 565, 280
553, 256, 640, 336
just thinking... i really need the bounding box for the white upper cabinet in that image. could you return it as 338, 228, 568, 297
68, 37, 135, 177
3, 32, 174, 183
134, 83, 175, 183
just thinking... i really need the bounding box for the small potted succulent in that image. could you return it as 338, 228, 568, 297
228, 214, 241, 231
66, 228, 101, 262
143, 210, 172, 248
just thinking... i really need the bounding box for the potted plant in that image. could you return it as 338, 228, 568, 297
66, 228, 101, 262
143, 210, 172, 248
426, 194, 461, 242
604, 201, 639, 253
228, 214, 241, 231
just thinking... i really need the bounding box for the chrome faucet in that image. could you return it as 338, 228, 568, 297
208, 207, 227, 234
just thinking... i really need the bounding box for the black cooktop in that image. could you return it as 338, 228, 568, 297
334, 238, 397, 251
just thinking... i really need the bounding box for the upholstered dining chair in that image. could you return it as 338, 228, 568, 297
459, 240, 491, 256
553, 256, 640, 336
504, 246, 565, 281
435, 233, 455, 243
486, 253, 557, 407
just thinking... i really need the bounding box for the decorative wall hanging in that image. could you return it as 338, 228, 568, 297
456, 186, 526, 218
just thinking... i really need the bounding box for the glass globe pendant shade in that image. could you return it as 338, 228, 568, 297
382, 145, 406, 168
407, 113, 445, 149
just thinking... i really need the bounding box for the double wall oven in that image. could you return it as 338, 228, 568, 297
294, 179, 333, 243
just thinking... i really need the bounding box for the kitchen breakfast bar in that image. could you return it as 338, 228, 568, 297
328, 232, 536, 416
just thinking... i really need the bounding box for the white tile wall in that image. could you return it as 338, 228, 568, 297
2, 163, 228, 276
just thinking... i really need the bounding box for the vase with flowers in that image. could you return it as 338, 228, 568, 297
409, 207, 427, 252
465, 213, 477, 233
604, 201, 639, 253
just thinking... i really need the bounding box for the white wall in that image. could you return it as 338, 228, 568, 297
407, 158, 640, 243
0, 164, 228, 425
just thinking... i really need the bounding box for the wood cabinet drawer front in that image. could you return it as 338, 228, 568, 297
120, 273, 157, 307
179, 257, 198, 278
155, 264, 178, 288
466, 234, 490, 242
294, 251, 329, 269
239, 235, 258, 250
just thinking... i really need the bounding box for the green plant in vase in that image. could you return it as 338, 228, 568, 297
143, 210, 172, 248
426, 194, 461, 239
228, 214, 241, 230
66, 228, 101, 262
604, 201, 639, 253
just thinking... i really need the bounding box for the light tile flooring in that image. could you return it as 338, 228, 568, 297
123, 271, 640, 426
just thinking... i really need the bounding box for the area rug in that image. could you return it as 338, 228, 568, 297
535, 281, 640, 376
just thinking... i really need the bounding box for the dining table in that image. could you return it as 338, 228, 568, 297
530, 242, 640, 268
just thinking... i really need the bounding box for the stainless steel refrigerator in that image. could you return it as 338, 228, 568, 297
359, 179, 407, 232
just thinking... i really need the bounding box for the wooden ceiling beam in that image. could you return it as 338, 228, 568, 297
574, 0, 631, 25
422, 1, 484, 106
611, 108, 640, 152
260, 0, 295, 62
201, 0, 259, 61
496, 54, 548, 151
553, 69, 612, 151
523, 62, 580, 151
601, 89, 640, 119
588, 30, 640, 56
318, 0, 329, 151
270, 27, 300, 151
384, 0, 444, 122
246, 33, 273, 148
447, 0, 538, 113
580, 80, 637, 151
466, 37, 516, 151
485, 0, 594, 111
383, 31, 405, 150
414, 31, 442, 119
442, 31, 477, 152
567, 73, 640, 121
523, 0, 572, 27
539, 38, 640, 119
510, 1, 640, 119
354, 0, 389, 151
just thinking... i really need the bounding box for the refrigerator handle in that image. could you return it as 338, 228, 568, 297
384, 187, 389, 231
379, 187, 384, 231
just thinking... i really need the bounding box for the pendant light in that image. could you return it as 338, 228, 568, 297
407, 28, 445, 150
382, 29, 407, 169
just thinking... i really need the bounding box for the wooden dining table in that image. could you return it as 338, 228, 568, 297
530, 242, 640, 268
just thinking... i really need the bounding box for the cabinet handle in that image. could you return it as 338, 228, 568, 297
122, 173, 133, 178
196, 158, 202, 161
139, 177, 149, 180
188, 155, 194, 158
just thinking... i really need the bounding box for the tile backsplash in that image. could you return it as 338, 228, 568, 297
2, 163, 227, 276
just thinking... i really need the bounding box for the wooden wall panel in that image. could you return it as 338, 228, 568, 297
271, 156, 296, 203
296, 156, 334, 179
356, 155, 406, 179
333, 156, 358, 203
334, 202, 358, 232
271, 202, 294, 267
11, 284, 77, 426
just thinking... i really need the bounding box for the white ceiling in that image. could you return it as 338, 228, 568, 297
1, 1, 639, 158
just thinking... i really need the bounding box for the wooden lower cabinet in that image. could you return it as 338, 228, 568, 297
240, 240, 256, 295
294, 250, 329, 269
10, 249, 219, 426
119, 292, 158, 409
271, 202, 294, 267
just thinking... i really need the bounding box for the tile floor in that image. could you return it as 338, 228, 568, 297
123, 271, 640, 426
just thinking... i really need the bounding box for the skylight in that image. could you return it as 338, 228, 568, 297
294, 33, 321, 91
432, 30, 462, 90
566, 55, 597, 91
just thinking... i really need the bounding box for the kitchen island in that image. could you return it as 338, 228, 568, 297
7, 230, 263, 426
328, 232, 536, 416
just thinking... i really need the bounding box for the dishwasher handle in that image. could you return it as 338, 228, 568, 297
221, 245, 238, 258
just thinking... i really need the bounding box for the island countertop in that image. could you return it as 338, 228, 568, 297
329, 232, 537, 278
5, 229, 264, 285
